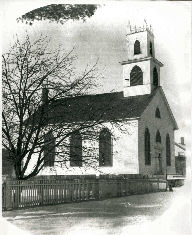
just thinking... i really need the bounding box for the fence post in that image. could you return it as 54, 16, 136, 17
94, 179, 100, 200
157, 178, 159, 191
69, 182, 73, 202
117, 180, 121, 197
166, 180, 168, 191
2, 182, 5, 210
5, 179, 12, 210
38, 180, 44, 206
87, 181, 91, 199
14, 180, 21, 209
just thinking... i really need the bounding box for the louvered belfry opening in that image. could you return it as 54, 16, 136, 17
150, 41, 153, 56
166, 134, 171, 166
44, 132, 55, 167
145, 128, 151, 165
134, 40, 141, 55
130, 65, 143, 86
99, 128, 112, 166
153, 67, 158, 86
70, 131, 82, 167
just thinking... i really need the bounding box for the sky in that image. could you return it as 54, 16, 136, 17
0, 1, 192, 234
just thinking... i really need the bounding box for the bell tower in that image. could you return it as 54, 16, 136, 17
120, 23, 163, 97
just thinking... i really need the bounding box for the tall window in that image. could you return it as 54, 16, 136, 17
134, 40, 141, 55
155, 107, 161, 118
166, 134, 171, 166
70, 131, 82, 167
153, 67, 158, 86
99, 128, 112, 166
130, 65, 143, 86
156, 130, 161, 143
145, 128, 151, 165
150, 41, 153, 56
44, 132, 55, 167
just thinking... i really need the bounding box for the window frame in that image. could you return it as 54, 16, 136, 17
144, 128, 151, 165
150, 41, 153, 56
166, 134, 171, 166
99, 128, 113, 167
156, 130, 161, 143
134, 40, 141, 55
70, 131, 83, 167
153, 67, 159, 86
155, 107, 161, 118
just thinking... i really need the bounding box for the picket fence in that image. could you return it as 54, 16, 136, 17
2, 176, 167, 211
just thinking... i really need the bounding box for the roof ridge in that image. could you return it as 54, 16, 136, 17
54, 91, 124, 102
55, 87, 161, 102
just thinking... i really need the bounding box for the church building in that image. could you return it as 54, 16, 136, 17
39, 25, 178, 177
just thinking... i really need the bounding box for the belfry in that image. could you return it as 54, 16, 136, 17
121, 23, 163, 97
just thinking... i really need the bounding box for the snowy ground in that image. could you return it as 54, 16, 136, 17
1, 183, 191, 235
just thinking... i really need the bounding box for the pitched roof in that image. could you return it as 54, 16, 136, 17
157, 87, 178, 130
44, 87, 159, 124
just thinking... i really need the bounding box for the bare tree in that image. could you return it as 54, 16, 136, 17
2, 34, 125, 180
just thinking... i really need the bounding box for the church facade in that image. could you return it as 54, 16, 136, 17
36, 26, 177, 177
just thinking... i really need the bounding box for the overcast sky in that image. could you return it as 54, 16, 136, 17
1, 1, 191, 145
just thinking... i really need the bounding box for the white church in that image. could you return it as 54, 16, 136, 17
37, 25, 178, 177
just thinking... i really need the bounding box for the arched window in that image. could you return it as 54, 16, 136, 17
166, 134, 171, 166
155, 107, 161, 118
156, 130, 161, 143
130, 65, 143, 86
145, 128, 151, 165
153, 67, 158, 86
44, 132, 55, 167
70, 131, 82, 167
150, 41, 153, 56
134, 40, 141, 55
99, 128, 112, 166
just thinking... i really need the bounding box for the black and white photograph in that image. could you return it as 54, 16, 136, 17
0, 1, 191, 235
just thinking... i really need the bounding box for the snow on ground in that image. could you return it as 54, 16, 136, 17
2, 184, 191, 235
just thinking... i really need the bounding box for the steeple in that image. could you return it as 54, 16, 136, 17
121, 22, 163, 97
